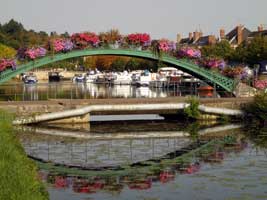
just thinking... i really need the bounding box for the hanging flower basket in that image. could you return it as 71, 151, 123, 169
71, 32, 100, 49
158, 39, 176, 52
126, 33, 151, 48
178, 47, 201, 59
0, 59, 17, 72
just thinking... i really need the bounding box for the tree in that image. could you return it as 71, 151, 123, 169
111, 58, 127, 71
125, 58, 140, 70
246, 36, 267, 64
0, 43, 16, 58
201, 40, 233, 59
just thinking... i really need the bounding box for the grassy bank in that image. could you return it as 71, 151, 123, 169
0, 111, 48, 200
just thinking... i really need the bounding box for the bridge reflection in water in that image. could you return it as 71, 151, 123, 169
21, 137, 191, 168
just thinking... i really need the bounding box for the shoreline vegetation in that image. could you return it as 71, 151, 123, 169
0, 110, 48, 200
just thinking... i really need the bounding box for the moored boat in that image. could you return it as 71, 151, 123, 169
72, 74, 85, 83
22, 73, 38, 84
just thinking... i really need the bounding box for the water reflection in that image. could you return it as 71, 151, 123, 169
36, 139, 248, 196
17, 122, 267, 200
0, 81, 200, 101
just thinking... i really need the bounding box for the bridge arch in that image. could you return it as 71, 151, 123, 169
0, 49, 235, 92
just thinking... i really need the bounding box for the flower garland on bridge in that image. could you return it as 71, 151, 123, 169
0, 31, 261, 87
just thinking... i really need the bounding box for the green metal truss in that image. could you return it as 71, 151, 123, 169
0, 49, 235, 92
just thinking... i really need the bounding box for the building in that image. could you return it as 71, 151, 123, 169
247, 24, 267, 41
224, 25, 251, 48
177, 31, 216, 47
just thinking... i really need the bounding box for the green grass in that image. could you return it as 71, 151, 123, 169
0, 110, 48, 200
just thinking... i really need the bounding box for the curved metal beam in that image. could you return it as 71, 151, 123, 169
0, 49, 235, 92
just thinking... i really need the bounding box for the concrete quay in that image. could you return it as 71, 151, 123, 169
0, 97, 253, 117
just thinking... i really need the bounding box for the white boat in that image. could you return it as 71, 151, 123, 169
180, 73, 200, 86
150, 67, 183, 88
113, 71, 132, 85
22, 73, 38, 84
72, 74, 85, 83
135, 70, 152, 87
84, 70, 99, 83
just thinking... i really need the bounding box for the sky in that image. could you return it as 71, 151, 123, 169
0, 0, 266, 40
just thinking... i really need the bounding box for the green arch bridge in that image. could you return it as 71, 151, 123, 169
0, 49, 236, 93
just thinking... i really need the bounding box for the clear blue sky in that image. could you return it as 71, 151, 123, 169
0, 0, 266, 40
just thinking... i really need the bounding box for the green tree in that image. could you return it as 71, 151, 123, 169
111, 58, 127, 71
246, 36, 267, 64
126, 58, 140, 70
0, 43, 16, 58
201, 40, 233, 59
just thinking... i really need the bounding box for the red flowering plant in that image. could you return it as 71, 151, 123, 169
71, 32, 100, 49
126, 33, 151, 49
0, 58, 17, 73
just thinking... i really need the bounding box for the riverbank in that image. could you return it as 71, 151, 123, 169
0, 110, 48, 200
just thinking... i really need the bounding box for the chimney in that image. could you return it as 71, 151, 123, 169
189, 32, 193, 40
199, 31, 203, 38
220, 28, 225, 39
193, 31, 200, 42
258, 24, 264, 32
237, 25, 243, 45
176, 34, 181, 43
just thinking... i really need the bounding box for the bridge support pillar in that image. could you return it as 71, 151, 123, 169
46, 113, 90, 124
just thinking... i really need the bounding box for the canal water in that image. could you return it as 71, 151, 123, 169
0, 81, 210, 101
16, 120, 267, 200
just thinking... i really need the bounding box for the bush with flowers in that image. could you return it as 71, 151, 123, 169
222, 66, 248, 79
71, 32, 99, 49
16, 47, 46, 60
202, 58, 226, 70
178, 47, 201, 59
158, 39, 176, 52
52, 39, 74, 53
0, 58, 17, 72
254, 80, 267, 90
126, 33, 151, 48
